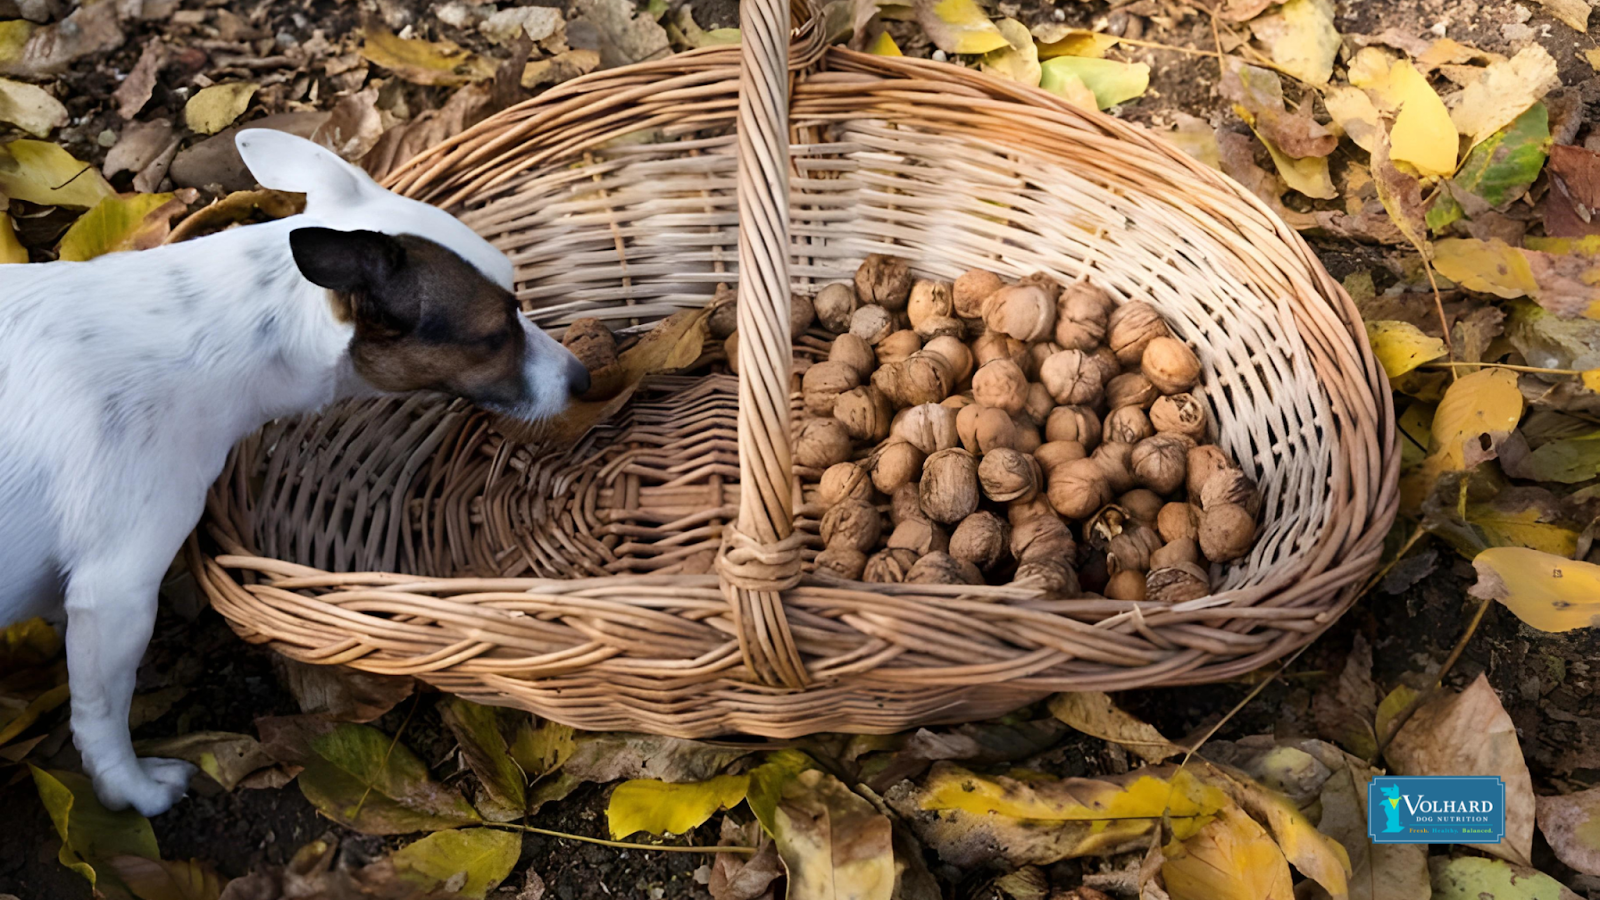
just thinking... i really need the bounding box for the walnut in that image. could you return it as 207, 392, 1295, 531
1107, 300, 1172, 365
1088, 346, 1122, 386
914, 315, 965, 342
801, 360, 861, 416
1150, 537, 1200, 569
1106, 524, 1161, 573
922, 335, 973, 383
898, 353, 954, 406
869, 438, 925, 494
1047, 457, 1111, 519
1186, 444, 1231, 501
1131, 434, 1190, 495
1157, 502, 1200, 543
1104, 569, 1147, 601
920, 448, 980, 524
972, 359, 1029, 415
1061, 280, 1115, 320
813, 545, 867, 580
820, 499, 882, 552
1019, 271, 1063, 300
1142, 336, 1201, 395
724, 331, 740, 375
790, 292, 815, 339
1034, 440, 1087, 475
950, 512, 1009, 571
979, 448, 1042, 502
983, 284, 1057, 343
1007, 495, 1057, 527
907, 280, 954, 330
906, 551, 983, 585
1044, 406, 1101, 449
1105, 372, 1160, 410
1104, 405, 1153, 445
1013, 560, 1080, 595
1039, 350, 1105, 406
1198, 503, 1256, 562
1118, 489, 1165, 526
1052, 283, 1112, 351
1092, 441, 1136, 494
1025, 341, 1059, 381
1084, 504, 1131, 550
863, 547, 919, 583
875, 329, 923, 366
942, 392, 975, 413
1022, 383, 1054, 428
1013, 420, 1042, 454
971, 331, 1030, 371
818, 461, 873, 506
1146, 563, 1211, 603
850, 304, 895, 345
814, 282, 858, 333
562, 318, 617, 373
1011, 513, 1078, 564
794, 417, 853, 469
887, 517, 949, 555
828, 333, 877, 383
708, 283, 738, 338
956, 404, 1016, 454
891, 402, 960, 454
855, 254, 914, 310
835, 386, 893, 442
891, 482, 924, 525
953, 268, 1005, 319
1201, 469, 1262, 517
1149, 393, 1208, 442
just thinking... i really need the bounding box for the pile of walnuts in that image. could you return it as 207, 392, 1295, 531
778, 255, 1263, 602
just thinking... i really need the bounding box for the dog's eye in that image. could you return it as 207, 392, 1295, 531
474, 329, 510, 352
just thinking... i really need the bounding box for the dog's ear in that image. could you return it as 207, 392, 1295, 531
289, 227, 406, 293
237, 130, 375, 206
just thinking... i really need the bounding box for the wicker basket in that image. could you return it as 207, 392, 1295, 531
190, 0, 1398, 737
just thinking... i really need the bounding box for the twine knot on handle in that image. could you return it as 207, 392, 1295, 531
717, 526, 809, 689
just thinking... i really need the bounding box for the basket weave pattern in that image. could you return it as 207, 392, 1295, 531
192, 10, 1398, 737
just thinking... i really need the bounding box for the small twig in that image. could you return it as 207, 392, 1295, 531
1421, 361, 1584, 376
484, 822, 756, 855
351, 693, 422, 823
1371, 590, 1495, 763
1420, 259, 1455, 361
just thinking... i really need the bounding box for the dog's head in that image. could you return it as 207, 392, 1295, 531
236, 131, 587, 420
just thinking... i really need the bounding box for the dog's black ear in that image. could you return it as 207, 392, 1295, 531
289, 227, 406, 292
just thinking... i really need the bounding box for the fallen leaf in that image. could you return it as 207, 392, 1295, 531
1247, 0, 1339, 85
607, 774, 750, 839
1032, 26, 1118, 59
56, 191, 193, 262
131, 732, 274, 792
1471, 546, 1600, 632
104, 118, 178, 184
1311, 635, 1380, 759
0, 211, 24, 263
309, 87, 381, 162
439, 699, 527, 823
710, 818, 782, 900
1300, 744, 1433, 900
851, 718, 1069, 793
388, 828, 521, 900
184, 83, 258, 135
1039, 66, 1097, 111
866, 31, 902, 55
1200, 760, 1351, 898
1048, 693, 1183, 764
360, 28, 497, 86
766, 767, 894, 900
520, 48, 601, 89
0, 681, 68, 748
1448, 45, 1560, 148
1168, 113, 1221, 170
980, 18, 1039, 87
0, 139, 115, 208
1537, 786, 1600, 876
1039, 57, 1149, 110
1161, 806, 1293, 900
1532, 0, 1591, 31
1428, 367, 1524, 469
506, 718, 577, 782
0, 617, 59, 674
1501, 430, 1600, 483
1423, 481, 1582, 557
0, 1, 122, 77
0, 21, 34, 64
1323, 85, 1382, 153
480, 6, 564, 44
1218, 0, 1276, 22
1428, 856, 1580, 900
113, 40, 167, 122
31, 766, 159, 897
1429, 103, 1549, 232
915, 0, 1008, 54
1219, 61, 1335, 158
1366, 320, 1448, 379
1250, 125, 1336, 199
104, 856, 224, 900
257, 717, 482, 835
272, 658, 413, 723
1385, 673, 1535, 865
0, 76, 63, 136
1372, 134, 1431, 253
1435, 237, 1600, 317
571, 0, 672, 68
1545, 143, 1600, 238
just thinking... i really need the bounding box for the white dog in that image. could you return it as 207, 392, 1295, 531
0, 131, 588, 816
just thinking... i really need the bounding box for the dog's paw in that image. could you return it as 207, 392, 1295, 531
94, 757, 196, 816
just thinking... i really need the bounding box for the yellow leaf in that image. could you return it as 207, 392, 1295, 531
1366, 320, 1448, 379
1587, 48, 1600, 72
770, 768, 895, 900
57, 192, 192, 262
920, 765, 1229, 831
389, 828, 522, 900
1248, 0, 1339, 85
1049, 693, 1183, 764
1250, 124, 1336, 199
0, 140, 114, 208
1375, 684, 1419, 744
1162, 806, 1294, 900
360, 28, 498, 86
1472, 547, 1600, 632
1032, 26, 1118, 59
1169, 113, 1222, 171
0, 76, 65, 137
184, 83, 257, 135
1583, 369, 1600, 392
1212, 768, 1351, 899
1324, 85, 1382, 153
1534, 0, 1593, 31
0, 211, 24, 263
1384, 60, 1459, 177
1434, 237, 1540, 299
1430, 367, 1523, 468
980, 18, 1040, 86
0, 683, 68, 747
915, 0, 1009, 55
1039, 57, 1148, 109
606, 774, 750, 839
866, 31, 902, 56
29, 766, 160, 893
0, 20, 34, 63
1347, 46, 1398, 99
1449, 45, 1560, 148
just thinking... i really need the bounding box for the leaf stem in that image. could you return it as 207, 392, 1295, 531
1420, 361, 1582, 376
1370, 590, 1495, 764
482, 822, 756, 855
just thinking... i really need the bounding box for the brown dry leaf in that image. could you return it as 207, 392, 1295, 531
1298, 742, 1432, 900
765, 768, 895, 900
105, 856, 225, 900
521, 49, 600, 90
571, 0, 671, 68
165, 189, 305, 244
1246, 0, 1339, 85
1218, 61, 1335, 158
103, 119, 180, 191
360, 28, 497, 87
1216, 130, 1315, 229
1323, 85, 1381, 153
272, 657, 413, 723
1160, 806, 1293, 900
132, 732, 275, 792
1311, 635, 1379, 760
1544, 144, 1600, 238
1537, 786, 1600, 875
1048, 693, 1183, 764
1371, 135, 1431, 255
114, 39, 166, 120
1447, 45, 1560, 148
310, 87, 382, 162
0, 1, 123, 77
1385, 673, 1535, 865
1217, 0, 1277, 22
364, 84, 492, 182
710, 818, 782, 900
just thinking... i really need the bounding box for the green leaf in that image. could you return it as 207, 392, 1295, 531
439, 699, 527, 822
1429, 856, 1578, 900
1506, 431, 1600, 483
256, 717, 481, 835
57, 192, 191, 262
1039, 57, 1149, 109
0, 139, 115, 208
1455, 103, 1550, 207
507, 718, 575, 781
30, 766, 159, 898
389, 828, 521, 900
606, 774, 750, 839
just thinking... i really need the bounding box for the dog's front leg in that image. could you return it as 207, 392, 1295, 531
64, 565, 196, 816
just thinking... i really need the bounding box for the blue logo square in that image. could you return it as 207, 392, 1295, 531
1368, 776, 1506, 844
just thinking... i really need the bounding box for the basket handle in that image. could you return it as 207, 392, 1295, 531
715, 0, 821, 688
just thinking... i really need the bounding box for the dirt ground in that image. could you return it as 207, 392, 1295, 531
3, 0, 1600, 896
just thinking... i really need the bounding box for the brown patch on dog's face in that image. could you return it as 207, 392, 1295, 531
289, 228, 530, 409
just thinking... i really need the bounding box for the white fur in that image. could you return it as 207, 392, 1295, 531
0, 133, 580, 816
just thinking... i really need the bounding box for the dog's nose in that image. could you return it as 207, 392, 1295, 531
567, 357, 591, 397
